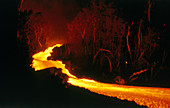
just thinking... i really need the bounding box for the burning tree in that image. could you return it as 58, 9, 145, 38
17, 10, 49, 56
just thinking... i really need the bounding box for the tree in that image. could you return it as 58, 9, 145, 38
68, 0, 166, 84
67, 0, 127, 80
17, 10, 49, 56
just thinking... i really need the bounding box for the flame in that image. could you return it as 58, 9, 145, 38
31, 44, 170, 108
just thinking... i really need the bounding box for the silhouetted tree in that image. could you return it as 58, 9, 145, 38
17, 10, 49, 56
67, 0, 166, 84
67, 0, 126, 76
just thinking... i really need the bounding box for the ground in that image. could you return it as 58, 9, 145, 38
2, 67, 146, 108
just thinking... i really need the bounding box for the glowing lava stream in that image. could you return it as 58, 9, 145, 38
32, 44, 170, 108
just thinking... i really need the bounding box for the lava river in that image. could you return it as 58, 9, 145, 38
31, 44, 170, 108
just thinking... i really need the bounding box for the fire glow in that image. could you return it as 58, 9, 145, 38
31, 44, 170, 108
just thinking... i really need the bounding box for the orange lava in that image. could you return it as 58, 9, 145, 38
31, 44, 170, 108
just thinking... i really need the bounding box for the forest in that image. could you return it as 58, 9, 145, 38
17, 0, 169, 87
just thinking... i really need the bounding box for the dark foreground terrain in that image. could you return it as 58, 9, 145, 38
2, 66, 146, 108
3, 39, 145, 107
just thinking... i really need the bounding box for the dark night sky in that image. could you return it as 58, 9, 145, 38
21, 0, 170, 45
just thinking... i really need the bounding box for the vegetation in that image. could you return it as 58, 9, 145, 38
17, 0, 168, 85
17, 10, 49, 56
67, 0, 167, 84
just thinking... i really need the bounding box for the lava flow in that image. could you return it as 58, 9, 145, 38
31, 44, 170, 108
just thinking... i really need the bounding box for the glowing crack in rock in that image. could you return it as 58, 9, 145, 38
31, 44, 170, 108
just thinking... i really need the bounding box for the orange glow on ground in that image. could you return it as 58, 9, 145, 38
31, 44, 170, 108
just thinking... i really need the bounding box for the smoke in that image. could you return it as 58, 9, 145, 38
21, 0, 89, 46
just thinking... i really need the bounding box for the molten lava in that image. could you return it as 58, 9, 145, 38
31, 44, 170, 108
